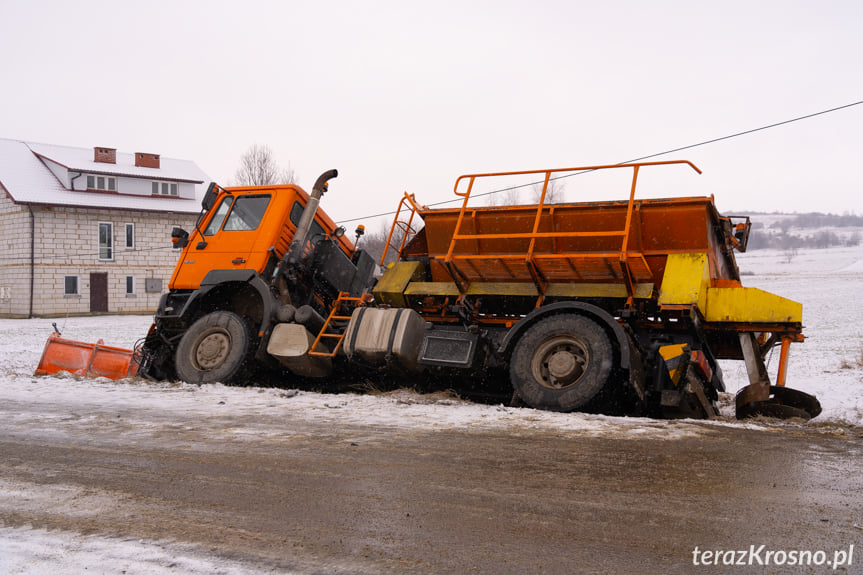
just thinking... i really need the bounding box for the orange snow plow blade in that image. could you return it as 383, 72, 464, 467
34, 333, 140, 379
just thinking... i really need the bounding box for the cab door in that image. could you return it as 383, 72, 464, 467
171, 193, 273, 289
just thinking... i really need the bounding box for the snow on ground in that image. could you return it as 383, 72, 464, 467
1, 245, 862, 573
2, 316, 707, 442
0, 527, 275, 575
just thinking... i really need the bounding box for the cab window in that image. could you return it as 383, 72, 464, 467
223, 195, 271, 231
203, 197, 234, 236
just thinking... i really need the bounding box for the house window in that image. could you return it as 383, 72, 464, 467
64, 275, 79, 295
125, 275, 136, 295
86, 174, 117, 191
125, 223, 135, 249
98, 222, 113, 260
151, 181, 179, 196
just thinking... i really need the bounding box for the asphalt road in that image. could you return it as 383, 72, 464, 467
1, 398, 862, 574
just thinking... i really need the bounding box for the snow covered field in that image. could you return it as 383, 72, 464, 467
1, 245, 861, 573
720, 244, 863, 425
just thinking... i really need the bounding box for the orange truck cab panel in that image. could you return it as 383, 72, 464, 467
170, 184, 354, 290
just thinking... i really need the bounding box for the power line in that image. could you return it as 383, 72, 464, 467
336, 99, 863, 225
0, 245, 178, 265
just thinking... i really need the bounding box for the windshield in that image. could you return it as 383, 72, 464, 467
203, 195, 272, 235
223, 195, 271, 231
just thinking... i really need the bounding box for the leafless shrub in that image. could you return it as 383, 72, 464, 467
839, 344, 863, 370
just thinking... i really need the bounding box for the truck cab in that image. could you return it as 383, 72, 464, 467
171, 184, 354, 290
141, 173, 378, 384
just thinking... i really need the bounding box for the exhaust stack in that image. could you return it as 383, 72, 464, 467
285, 169, 338, 268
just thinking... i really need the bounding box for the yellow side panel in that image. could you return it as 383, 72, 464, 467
404, 282, 460, 297
467, 282, 539, 297
705, 287, 802, 323
545, 282, 654, 300
658, 253, 709, 311
373, 261, 425, 307
401, 282, 655, 299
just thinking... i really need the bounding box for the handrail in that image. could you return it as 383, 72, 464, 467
379, 192, 425, 266
451, 160, 701, 196
444, 160, 701, 302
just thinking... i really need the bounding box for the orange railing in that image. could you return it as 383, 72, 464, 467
379, 192, 426, 267
442, 161, 702, 302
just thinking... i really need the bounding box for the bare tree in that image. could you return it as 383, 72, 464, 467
360, 219, 424, 267
233, 144, 296, 185
359, 222, 390, 265
530, 178, 565, 204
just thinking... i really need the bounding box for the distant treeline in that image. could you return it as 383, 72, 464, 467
749, 229, 860, 250
756, 212, 863, 229
745, 212, 862, 250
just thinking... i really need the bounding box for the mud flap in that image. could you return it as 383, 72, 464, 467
658, 344, 718, 419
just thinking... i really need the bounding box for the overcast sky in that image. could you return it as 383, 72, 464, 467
1, 0, 861, 226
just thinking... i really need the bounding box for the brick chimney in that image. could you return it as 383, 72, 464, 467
94, 147, 116, 164
135, 152, 160, 169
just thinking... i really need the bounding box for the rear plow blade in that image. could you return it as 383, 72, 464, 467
736, 385, 822, 421
34, 333, 140, 380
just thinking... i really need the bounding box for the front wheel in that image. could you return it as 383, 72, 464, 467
509, 314, 614, 412
175, 311, 253, 385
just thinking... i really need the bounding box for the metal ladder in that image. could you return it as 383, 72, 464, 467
379, 192, 425, 266
308, 292, 373, 358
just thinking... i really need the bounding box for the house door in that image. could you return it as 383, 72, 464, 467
90, 272, 108, 313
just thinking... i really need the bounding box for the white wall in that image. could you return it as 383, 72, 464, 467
0, 197, 198, 318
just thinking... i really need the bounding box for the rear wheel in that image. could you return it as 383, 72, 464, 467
509, 314, 614, 412
175, 311, 253, 385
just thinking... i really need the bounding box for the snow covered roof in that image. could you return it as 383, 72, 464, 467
0, 138, 210, 214
26, 141, 205, 182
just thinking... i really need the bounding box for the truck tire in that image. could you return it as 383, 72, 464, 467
175, 311, 253, 385
509, 314, 613, 412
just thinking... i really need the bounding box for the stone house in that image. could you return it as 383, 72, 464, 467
0, 138, 210, 318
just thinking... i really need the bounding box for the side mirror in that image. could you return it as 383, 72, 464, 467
171, 227, 190, 249
202, 182, 218, 211
728, 216, 751, 252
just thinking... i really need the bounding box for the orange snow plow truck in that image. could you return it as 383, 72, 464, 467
36, 161, 821, 420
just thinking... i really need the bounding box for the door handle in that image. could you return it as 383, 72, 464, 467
232, 258, 246, 264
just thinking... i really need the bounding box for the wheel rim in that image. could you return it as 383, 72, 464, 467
193, 328, 232, 371
530, 335, 589, 390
